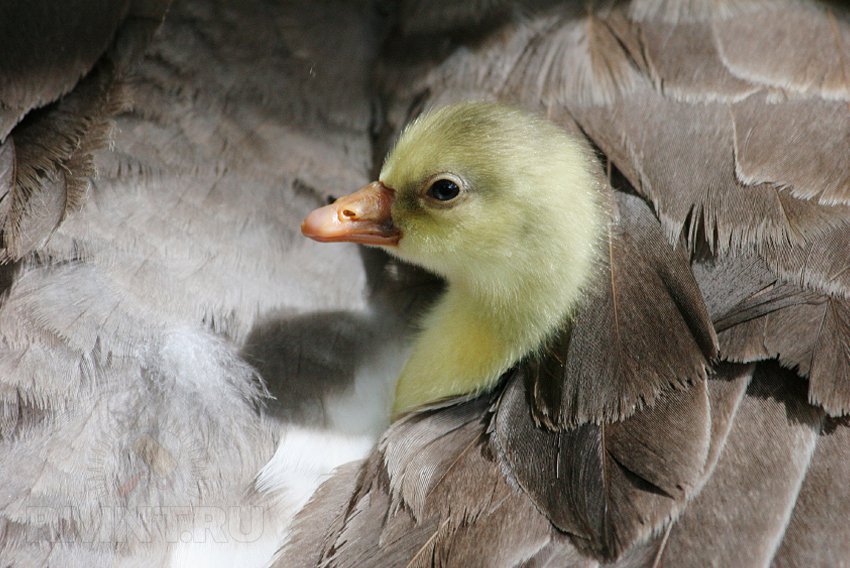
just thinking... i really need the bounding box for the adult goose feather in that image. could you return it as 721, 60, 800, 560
0, 1, 847, 567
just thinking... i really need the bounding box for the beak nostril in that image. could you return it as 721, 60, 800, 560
303, 182, 398, 245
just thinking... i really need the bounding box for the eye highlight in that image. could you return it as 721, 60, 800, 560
426, 178, 461, 202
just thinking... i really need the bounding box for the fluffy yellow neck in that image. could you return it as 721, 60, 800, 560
393, 289, 513, 416
392, 257, 593, 417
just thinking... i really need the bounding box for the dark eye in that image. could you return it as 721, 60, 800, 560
426, 179, 461, 201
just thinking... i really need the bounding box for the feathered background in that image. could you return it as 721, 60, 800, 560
1, 1, 848, 567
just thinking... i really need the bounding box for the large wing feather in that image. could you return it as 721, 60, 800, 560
495, 374, 710, 558
654, 363, 823, 566
526, 192, 716, 428
773, 417, 850, 565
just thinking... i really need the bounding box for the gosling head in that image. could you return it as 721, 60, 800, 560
303, 102, 605, 296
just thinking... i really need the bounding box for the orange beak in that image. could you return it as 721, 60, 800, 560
301, 181, 400, 246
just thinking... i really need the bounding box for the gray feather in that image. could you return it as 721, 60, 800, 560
628, 0, 777, 24
655, 363, 823, 566
569, 83, 850, 254
713, 1, 850, 100
715, 282, 850, 416
638, 19, 757, 102
501, 6, 644, 108
773, 418, 850, 566
760, 225, 850, 300
0, 0, 131, 141
495, 373, 710, 558
732, 93, 850, 206
0, 4, 169, 263
528, 192, 717, 427
692, 254, 778, 324
274, 461, 363, 568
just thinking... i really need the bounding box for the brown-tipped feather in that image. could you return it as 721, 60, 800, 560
731, 94, 850, 206
760, 225, 850, 300
773, 417, 850, 566
713, 1, 850, 101
655, 363, 823, 566
718, 291, 850, 416
496, 374, 710, 558
569, 83, 850, 254
274, 461, 363, 568
637, 19, 757, 103
528, 192, 716, 428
